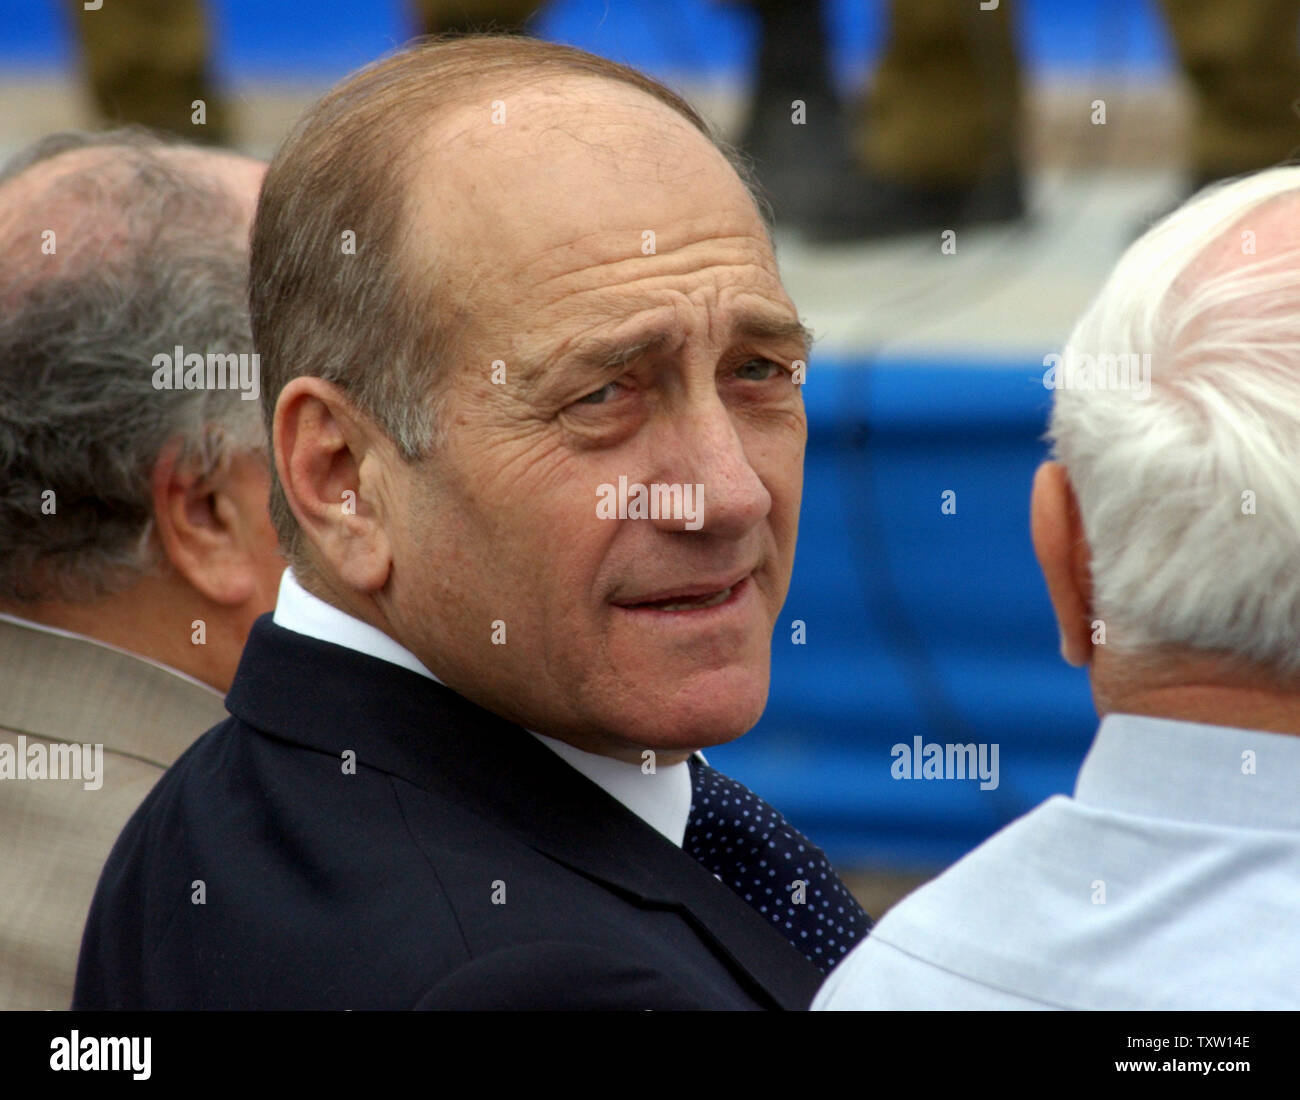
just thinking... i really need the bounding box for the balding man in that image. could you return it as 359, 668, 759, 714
0, 130, 283, 1009
816, 167, 1300, 1010
74, 37, 872, 1011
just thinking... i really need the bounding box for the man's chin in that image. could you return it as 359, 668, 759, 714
597, 676, 770, 757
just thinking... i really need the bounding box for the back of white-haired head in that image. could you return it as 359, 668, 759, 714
1048, 166, 1300, 677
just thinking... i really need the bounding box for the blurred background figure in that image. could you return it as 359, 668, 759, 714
67, 0, 231, 143
59, 1, 1300, 240
733, 0, 1023, 240
65, 0, 550, 149
1160, 0, 1300, 188
411, 0, 544, 33
6, 0, 1300, 922
734, 0, 1300, 240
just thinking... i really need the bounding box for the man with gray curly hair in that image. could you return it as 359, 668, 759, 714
0, 129, 283, 1009
817, 166, 1300, 1011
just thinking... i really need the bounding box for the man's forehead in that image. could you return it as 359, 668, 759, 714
531, 305, 809, 366
463, 227, 794, 365
408, 75, 753, 238
431, 72, 705, 153
392, 72, 788, 374
406, 79, 766, 291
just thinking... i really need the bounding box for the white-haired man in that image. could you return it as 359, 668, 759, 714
0, 130, 283, 1009
817, 167, 1300, 1010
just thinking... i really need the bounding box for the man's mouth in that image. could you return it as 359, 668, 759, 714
626, 586, 735, 612
611, 573, 752, 613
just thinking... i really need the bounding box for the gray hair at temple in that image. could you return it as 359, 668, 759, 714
0, 128, 265, 603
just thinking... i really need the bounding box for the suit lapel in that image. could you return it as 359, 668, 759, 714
434, 726, 825, 1009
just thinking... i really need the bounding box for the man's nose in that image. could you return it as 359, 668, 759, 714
650, 402, 772, 539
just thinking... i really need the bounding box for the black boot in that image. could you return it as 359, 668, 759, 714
799, 161, 1027, 244
737, 0, 861, 235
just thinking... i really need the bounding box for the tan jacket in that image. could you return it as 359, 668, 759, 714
0, 615, 227, 1009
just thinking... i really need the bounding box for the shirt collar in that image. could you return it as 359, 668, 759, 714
531, 731, 692, 847
272, 568, 442, 684
271, 568, 693, 846
1076, 712, 1300, 832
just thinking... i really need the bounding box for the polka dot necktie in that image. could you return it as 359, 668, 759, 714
684, 756, 873, 974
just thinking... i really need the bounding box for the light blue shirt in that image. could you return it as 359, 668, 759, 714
814, 713, 1300, 1010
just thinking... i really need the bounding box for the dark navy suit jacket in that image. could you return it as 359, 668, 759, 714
73, 616, 824, 1010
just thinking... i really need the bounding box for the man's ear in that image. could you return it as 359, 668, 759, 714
273, 376, 393, 593
1030, 461, 1095, 667
151, 442, 278, 607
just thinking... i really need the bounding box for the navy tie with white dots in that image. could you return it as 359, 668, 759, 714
683, 756, 873, 975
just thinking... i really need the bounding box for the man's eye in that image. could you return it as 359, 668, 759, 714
573, 381, 623, 406
736, 358, 783, 381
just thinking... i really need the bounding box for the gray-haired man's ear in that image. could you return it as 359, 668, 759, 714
150, 440, 283, 609
273, 376, 393, 595
1031, 461, 1095, 668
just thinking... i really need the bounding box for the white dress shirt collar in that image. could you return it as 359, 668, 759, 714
272, 567, 443, 684
270, 568, 693, 846
530, 732, 693, 848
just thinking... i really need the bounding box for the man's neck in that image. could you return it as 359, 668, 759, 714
0, 574, 233, 692
1092, 646, 1300, 737
292, 565, 390, 636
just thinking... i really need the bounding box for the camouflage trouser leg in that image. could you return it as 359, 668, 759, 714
855, 0, 1022, 188
68, 0, 230, 144
1160, 0, 1300, 179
